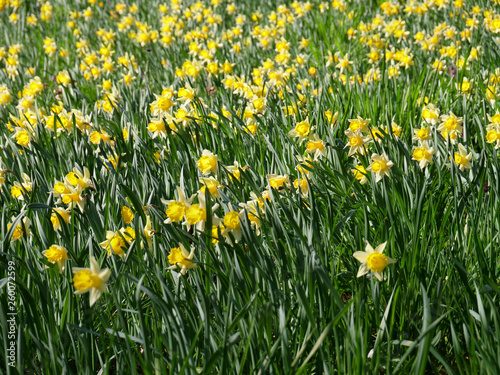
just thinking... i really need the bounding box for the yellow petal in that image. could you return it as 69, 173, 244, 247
375, 242, 387, 253
357, 263, 370, 278
353, 251, 368, 262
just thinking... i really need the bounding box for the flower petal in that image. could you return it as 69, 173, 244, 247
353, 251, 368, 263
357, 263, 370, 278
99, 268, 111, 283
89, 288, 102, 307
90, 257, 101, 274
386, 256, 396, 264
375, 242, 387, 253
365, 242, 374, 253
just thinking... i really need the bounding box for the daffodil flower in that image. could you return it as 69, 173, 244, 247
42, 245, 69, 273
345, 129, 370, 157
412, 126, 433, 142
412, 141, 435, 169
222, 205, 246, 244
225, 161, 244, 182
421, 104, 440, 126
143, 215, 154, 249
12, 173, 32, 200
438, 112, 463, 136
239, 200, 262, 235
121, 206, 134, 224
51, 208, 71, 231
66, 166, 94, 190
99, 231, 128, 258
348, 116, 370, 133
305, 134, 327, 160
366, 152, 394, 182
72, 257, 111, 306
353, 241, 395, 281
267, 174, 289, 190
60, 180, 85, 212
352, 165, 368, 184
182, 191, 219, 233
197, 150, 218, 175
168, 243, 197, 277
288, 118, 314, 143
199, 176, 222, 198
453, 143, 473, 171
485, 124, 500, 149
162, 186, 196, 224
7, 217, 31, 242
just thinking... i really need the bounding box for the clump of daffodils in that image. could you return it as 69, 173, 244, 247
52, 166, 95, 213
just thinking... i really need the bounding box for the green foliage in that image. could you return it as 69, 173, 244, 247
1, 0, 500, 374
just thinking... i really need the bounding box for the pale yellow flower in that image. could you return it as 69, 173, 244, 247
345, 129, 370, 157
72, 257, 111, 306
42, 245, 69, 273
412, 141, 435, 169
366, 152, 394, 182
453, 143, 473, 171
197, 150, 218, 175
168, 243, 197, 277
353, 241, 395, 281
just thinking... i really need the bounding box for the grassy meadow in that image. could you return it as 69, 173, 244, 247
1, 0, 500, 373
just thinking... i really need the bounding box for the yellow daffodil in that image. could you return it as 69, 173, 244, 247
161, 186, 195, 224
353, 241, 395, 281
144, 215, 154, 249
352, 165, 368, 184
7, 217, 31, 242
66, 166, 93, 190
225, 161, 244, 182
267, 174, 289, 190
345, 129, 370, 157
366, 152, 394, 182
168, 243, 197, 276
453, 143, 473, 171
413, 126, 433, 142
72, 257, 111, 306
183, 191, 219, 233
100, 231, 128, 258
222, 206, 246, 244
121, 206, 134, 224
199, 176, 222, 197
288, 118, 313, 143
51, 208, 71, 231
197, 150, 218, 175
60, 181, 85, 212
438, 112, 463, 140
421, 104, 440, 126
485, 124, 500, 149
348, 116, 370, 133
412, 141, 435, 169
42, 245, 69, 273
